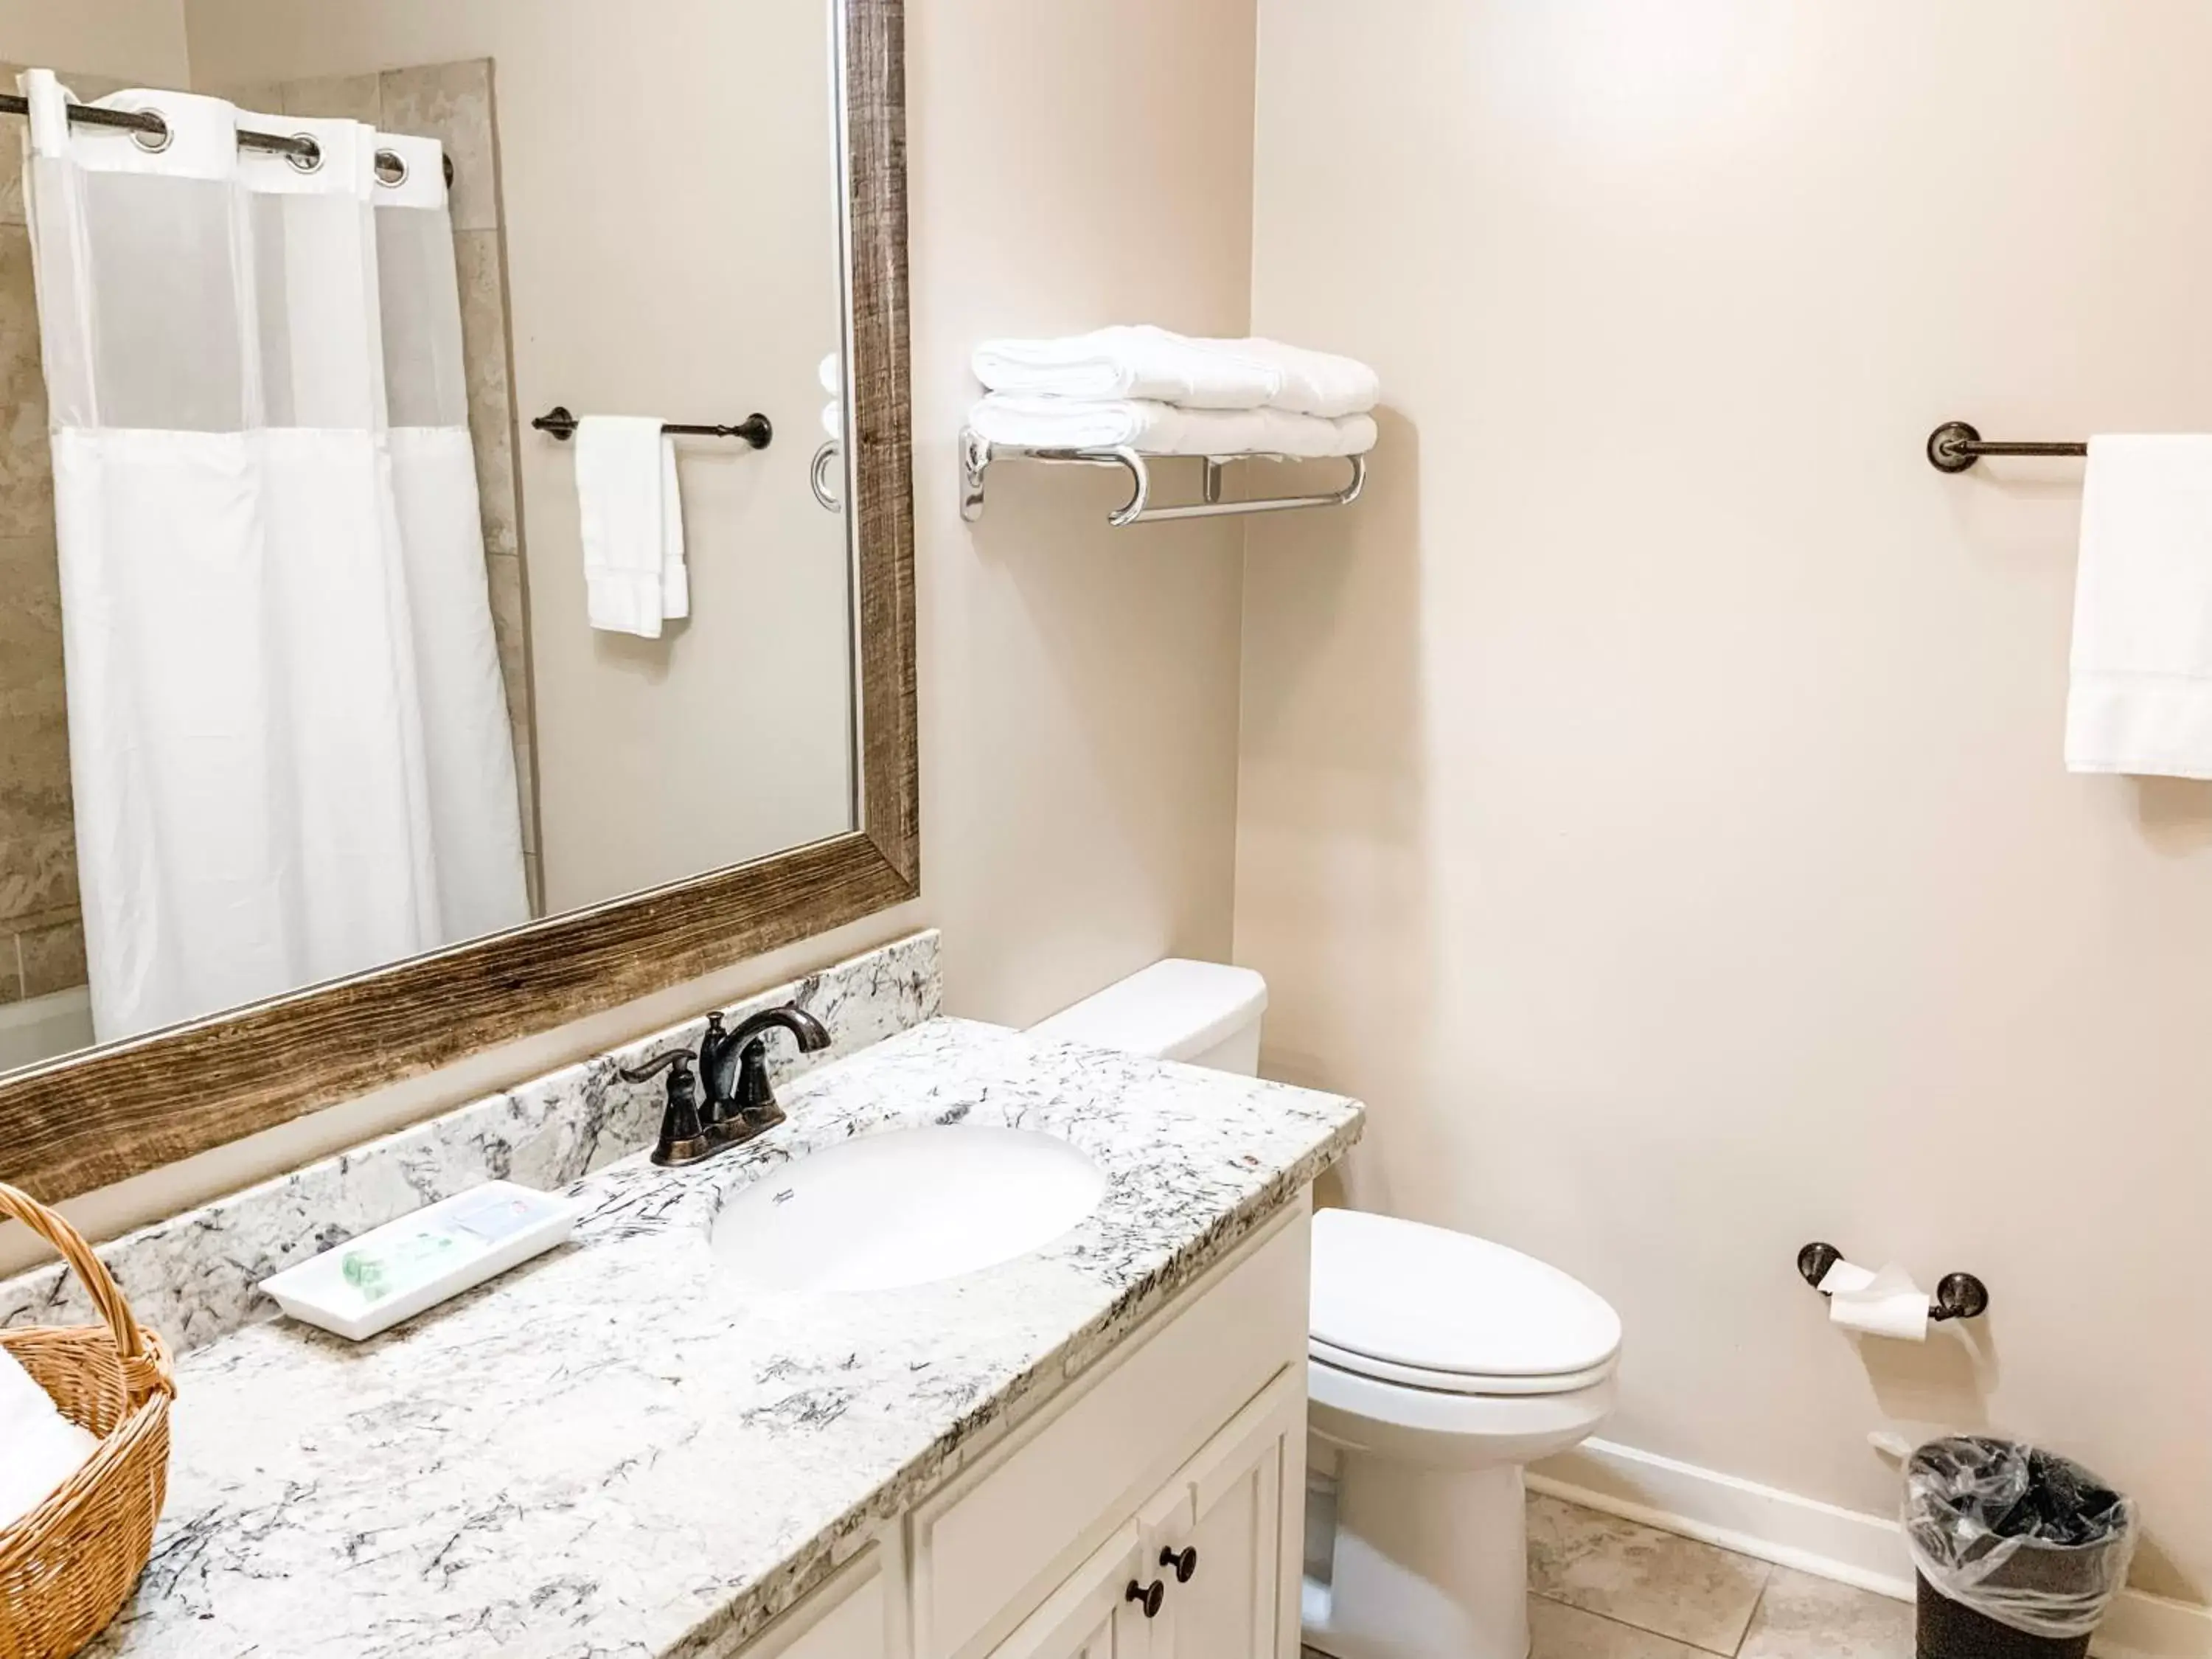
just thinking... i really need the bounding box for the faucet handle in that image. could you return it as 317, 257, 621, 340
726, 1004, 832, 1130
619, 1049, 695, 1084
622, 1051, 713, 1167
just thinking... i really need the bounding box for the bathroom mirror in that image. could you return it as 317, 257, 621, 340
0, 0, 916, 1200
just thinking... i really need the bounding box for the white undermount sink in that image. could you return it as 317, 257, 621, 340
709, 1125, 1107, 1294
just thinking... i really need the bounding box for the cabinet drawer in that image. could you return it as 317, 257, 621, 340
912, 1205, 1310, 1659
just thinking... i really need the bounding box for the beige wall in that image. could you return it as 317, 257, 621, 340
186, 0, 855, 914
1242, 0, 2212, 1604
0, 1, 188, 84
904, 0, 1255, 1023
13, 0, 1257, 1257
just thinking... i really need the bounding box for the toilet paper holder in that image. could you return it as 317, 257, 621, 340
1797, 1242, 1989, 1322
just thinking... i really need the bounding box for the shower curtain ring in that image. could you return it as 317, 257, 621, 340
128, 110, 172, 154
285, 134, 323, 174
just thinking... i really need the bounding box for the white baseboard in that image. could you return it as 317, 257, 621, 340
1529, 1439, 2209, 1659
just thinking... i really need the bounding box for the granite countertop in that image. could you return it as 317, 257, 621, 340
90, 1018, 1362, 1659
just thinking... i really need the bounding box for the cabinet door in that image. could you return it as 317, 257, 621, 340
735, 1543, 894, 1659
987, 1522, 1157, 1659
1150, 1370, 1305, 1659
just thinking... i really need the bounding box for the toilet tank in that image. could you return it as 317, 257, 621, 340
1029, 959, 1269, 1076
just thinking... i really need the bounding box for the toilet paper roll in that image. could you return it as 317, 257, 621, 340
1826, 1260, 1930, 1343
1817, 1259, 1877, 1296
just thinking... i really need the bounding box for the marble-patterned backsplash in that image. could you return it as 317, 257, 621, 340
0, 929, 939, 1352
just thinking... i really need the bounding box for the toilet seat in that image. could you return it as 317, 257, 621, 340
1308, 1333, 1617, 1397
1310, 1208, 1621, 1394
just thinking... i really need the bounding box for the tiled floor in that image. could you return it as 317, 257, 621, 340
1307, 1491, 1917, 1659
1525, 1494, 1915, 1659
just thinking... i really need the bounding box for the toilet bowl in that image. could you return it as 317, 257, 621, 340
1034, 959, 1623, 1659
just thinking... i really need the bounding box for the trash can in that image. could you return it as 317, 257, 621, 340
1905, 1436, 2137, 1659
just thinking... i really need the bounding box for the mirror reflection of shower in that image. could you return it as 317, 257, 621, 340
0, 8, 858, 1073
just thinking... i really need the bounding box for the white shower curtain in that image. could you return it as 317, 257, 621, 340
21, 72, 529, 1044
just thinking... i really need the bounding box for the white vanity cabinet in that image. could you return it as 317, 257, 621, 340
986, 1523, 1156, 1659
732, 1203, 1312, 1659
1141, 1369, 1304, 1659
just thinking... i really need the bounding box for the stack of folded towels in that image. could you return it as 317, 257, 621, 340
967, 325, 1378, 458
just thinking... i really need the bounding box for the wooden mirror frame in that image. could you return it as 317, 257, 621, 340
0, 0, 916, 1205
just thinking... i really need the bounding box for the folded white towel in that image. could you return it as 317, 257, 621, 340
973, 325, 1279, 409
973, 326, 1380, 418
0, 1344, 98, 1528
2067, 435, 2212, 778
1197, 336, 1380, 418
967, 394, 1376, 459
576, 417, 686, 639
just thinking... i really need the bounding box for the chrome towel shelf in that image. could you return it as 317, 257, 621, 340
1927, 421, 2087, 474
960, 431, 1366, 528
810, 441, 844, 513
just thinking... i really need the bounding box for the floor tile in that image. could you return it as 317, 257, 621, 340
1532, 1594, 1712, 1659
1526, 1493, 1769, 1655
1737, 1568, 1915, 1659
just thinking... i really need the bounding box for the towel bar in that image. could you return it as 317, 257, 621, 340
1927, 421, 2087, 473
959, 431, 1366, 528
532, 406, 773, 448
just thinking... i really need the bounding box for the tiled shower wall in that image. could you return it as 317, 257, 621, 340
0, 56, 543, 1018
0, 62, 122, 1009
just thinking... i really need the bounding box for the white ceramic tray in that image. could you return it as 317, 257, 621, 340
259, 1180, 577, 1342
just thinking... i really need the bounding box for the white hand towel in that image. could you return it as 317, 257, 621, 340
576, 417, 686, 639
967, 394, 1376, 459
972, 325, 1279, 409
659, 436, 687, 622
1196, 336, 1380, 418
0, 1344, 99, 1528
2067, 435, 2212, 778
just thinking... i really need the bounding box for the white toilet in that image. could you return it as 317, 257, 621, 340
1034, 959, 1623, 1659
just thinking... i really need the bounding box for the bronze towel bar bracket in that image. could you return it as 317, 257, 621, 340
1927, 420, 2087, 474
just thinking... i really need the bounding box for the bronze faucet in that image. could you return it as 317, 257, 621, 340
621, 1003, 832, 1167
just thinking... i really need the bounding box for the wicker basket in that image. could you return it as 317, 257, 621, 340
0, 1183, 173, 1659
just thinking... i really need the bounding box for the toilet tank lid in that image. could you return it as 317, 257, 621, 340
1030, 959, 1267, 1063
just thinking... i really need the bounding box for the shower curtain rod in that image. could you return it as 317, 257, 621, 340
0, 94, 457, 187
0, 92, 320, 161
